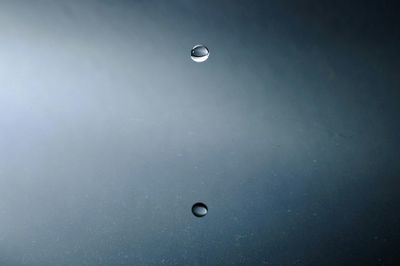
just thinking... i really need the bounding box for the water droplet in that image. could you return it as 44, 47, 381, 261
191, 45, 209, 62
192, 202, 208, 217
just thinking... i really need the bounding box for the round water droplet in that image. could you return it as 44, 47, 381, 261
191, 45, 209, 62
192, 202, 208, 217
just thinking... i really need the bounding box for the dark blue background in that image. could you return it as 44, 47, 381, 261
0, 1, 399, 265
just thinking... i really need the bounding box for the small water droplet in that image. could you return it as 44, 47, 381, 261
192, 202, 208, 217
191, 45, 209, 62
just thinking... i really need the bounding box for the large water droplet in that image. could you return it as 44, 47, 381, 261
191, 45, 209, 62
192, 202, 208, 217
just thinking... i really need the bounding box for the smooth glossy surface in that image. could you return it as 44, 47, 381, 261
192, 202, 208, 217
191, 45, 209, 62
0, 1, 399, 265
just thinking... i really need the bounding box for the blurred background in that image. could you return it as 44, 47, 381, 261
0, 0, 399, 265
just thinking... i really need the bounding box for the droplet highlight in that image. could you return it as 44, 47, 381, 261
191, 45, 209, 62
192, 202, 208, 217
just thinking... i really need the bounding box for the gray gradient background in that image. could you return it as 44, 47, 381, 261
0, 0, 400, 265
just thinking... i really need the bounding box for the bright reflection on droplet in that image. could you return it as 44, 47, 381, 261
192, 202, 208, 217
191, 45, 209, 62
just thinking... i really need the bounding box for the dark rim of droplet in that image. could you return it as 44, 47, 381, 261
192, 202, 208, 217
191, 54, 208, 58
191, 46, 209, 57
